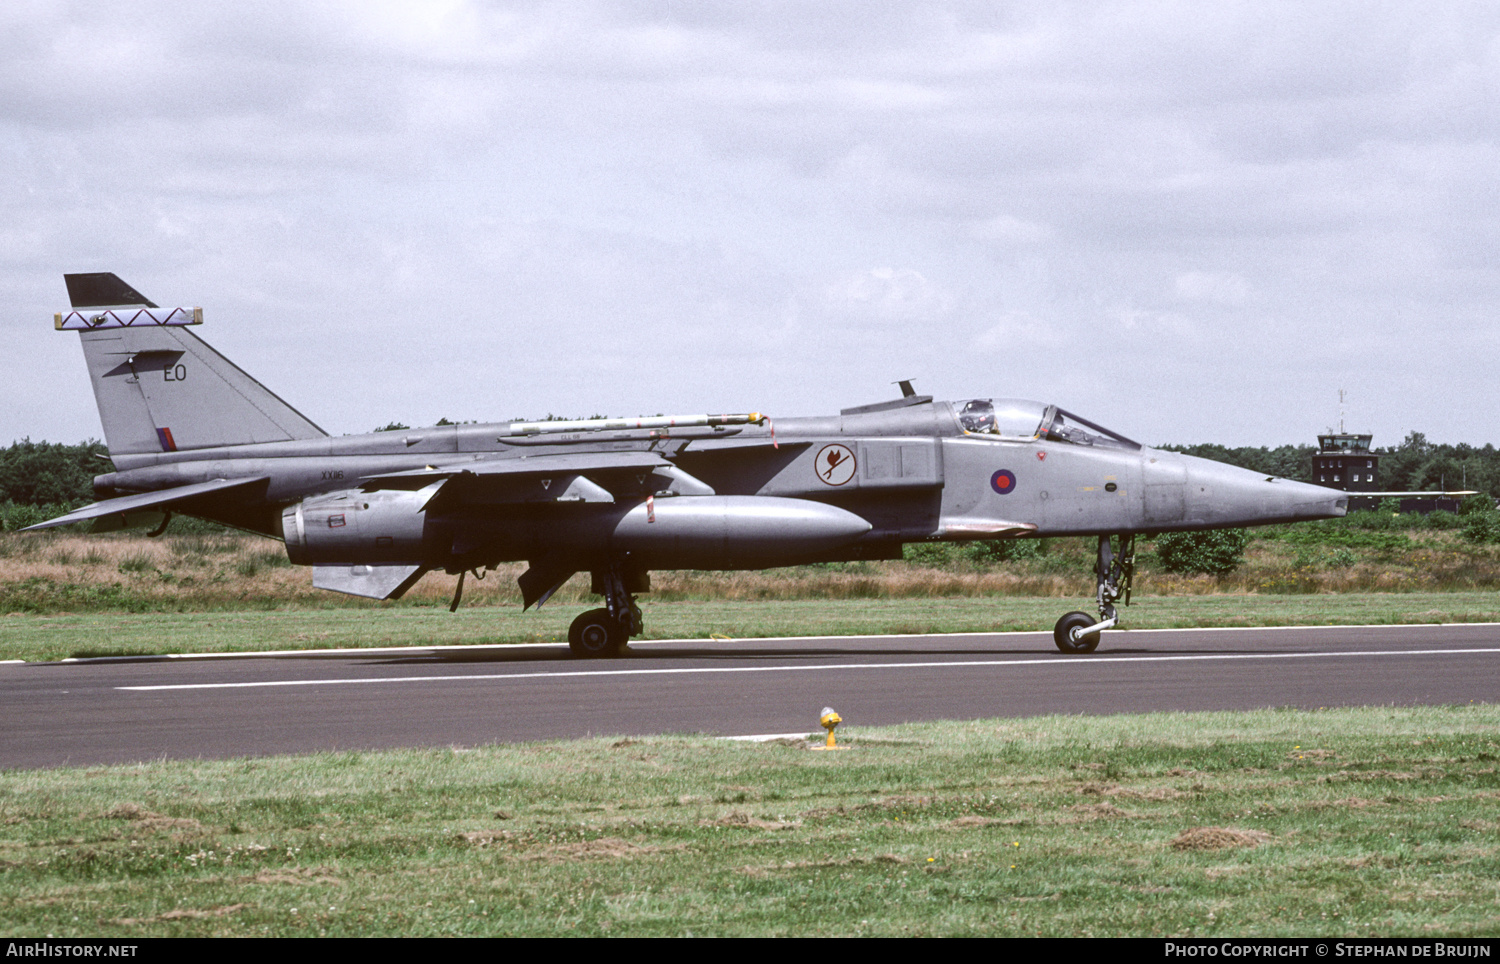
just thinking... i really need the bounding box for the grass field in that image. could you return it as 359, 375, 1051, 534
6, 511, 1500, 617
2, 707, 1496, 937
4, 522, 1498, 936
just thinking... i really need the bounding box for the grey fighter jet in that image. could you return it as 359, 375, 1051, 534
31, 273, 1349, 655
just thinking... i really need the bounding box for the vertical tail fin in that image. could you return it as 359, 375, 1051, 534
61, 273, 327, 455
64, 272, 159, 310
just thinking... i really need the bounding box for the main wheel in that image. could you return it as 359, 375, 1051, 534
569, 608, 626, 658
1053, 611, 1101, 654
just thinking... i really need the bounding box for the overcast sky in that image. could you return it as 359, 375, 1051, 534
3, 1, 1497, 450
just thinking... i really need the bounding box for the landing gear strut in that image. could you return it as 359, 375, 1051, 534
567, 563, 645, 659
1053, 533, 1135, 654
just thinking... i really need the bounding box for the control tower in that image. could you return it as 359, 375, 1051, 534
1312, 391, 1381, 511
1312, 431, 1380, 498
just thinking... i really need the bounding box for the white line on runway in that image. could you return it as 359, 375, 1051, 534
117, 646, 1500, 692
719, 732, 818, 742
47, 621, 1500, 664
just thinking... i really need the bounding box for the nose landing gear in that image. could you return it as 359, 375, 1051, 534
1053, 533, 1135, 654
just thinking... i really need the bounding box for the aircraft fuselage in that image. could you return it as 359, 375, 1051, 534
91, 398, 1347, 576
40, 274, 1349, 655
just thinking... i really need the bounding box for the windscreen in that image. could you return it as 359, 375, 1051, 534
1043, 408, 1140, 451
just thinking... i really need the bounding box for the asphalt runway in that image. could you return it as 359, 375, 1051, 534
2, 623, 1497, 769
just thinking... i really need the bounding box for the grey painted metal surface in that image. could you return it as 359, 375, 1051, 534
31, 273, 1350, 655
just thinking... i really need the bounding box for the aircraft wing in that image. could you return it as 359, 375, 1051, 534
359, 451, 709, 505
21, 476, 270, 530
360, 451, 671, 486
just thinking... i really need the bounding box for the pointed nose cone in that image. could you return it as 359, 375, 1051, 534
1155, 452, 1347, 529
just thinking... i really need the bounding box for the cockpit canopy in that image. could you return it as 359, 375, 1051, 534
953, 398, 1140, 451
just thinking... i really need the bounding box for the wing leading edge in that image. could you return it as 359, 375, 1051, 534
21, 476, 270, 531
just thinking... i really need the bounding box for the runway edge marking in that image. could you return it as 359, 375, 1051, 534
117, 646, 1500, 692
34, 621, 1500, 666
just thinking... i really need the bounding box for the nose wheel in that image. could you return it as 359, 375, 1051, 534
1053, 534, 1135, 654
1053, 611, 1102, 653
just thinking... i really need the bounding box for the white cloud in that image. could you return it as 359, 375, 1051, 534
1114, 307, 1196, 339
975, 311, 1050, 349
1174, 271, 1250, 304
2, 2, 1500, 447
822, 267, 954, 325
969, 215, 1051, 244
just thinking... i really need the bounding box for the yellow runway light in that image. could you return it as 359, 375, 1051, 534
812, 707, 847, 751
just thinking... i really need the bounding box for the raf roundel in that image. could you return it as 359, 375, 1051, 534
990, 469, 1017, 495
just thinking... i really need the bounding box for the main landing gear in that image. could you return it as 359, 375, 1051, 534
567, 563, 645, 659
1053, 533, 1135, 654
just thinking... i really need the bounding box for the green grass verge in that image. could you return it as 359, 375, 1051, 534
4, 592, 1500, 663
2, 707, 1496, 937
11, 517, 1500, 617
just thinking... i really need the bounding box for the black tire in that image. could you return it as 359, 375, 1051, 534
569, 608, 625, 658
1053, 611, 1101, 654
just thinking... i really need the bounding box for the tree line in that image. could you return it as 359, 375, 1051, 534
1162, 432, 1500, 495
3, 431, 1498, 511
1, 440, 107, 507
